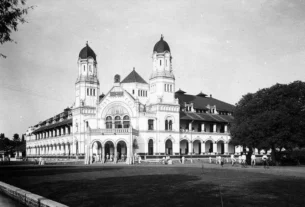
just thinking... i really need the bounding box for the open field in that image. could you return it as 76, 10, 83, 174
0, 163, 305, 207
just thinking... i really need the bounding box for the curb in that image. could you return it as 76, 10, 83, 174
0, 181, 68, 207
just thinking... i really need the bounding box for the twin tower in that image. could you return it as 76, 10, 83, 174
74, 35, 176, 108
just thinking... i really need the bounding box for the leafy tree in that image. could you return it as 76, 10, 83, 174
0, 0, 34, 58
13, 133, 20, 142
231, 81, 305, 164
0, 133, 5, 140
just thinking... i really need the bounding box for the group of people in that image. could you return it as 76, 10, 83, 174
229, 153, 269, 168
104, 153, 126, 162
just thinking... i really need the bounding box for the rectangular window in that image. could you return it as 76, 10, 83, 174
132, 89, 134, 94
148, 119, 154, 130
170, 85, 172, 92
138, 90, 140, 96
87, 88, 89, 96
93, 89, 95, 96
164, 84, 166, 92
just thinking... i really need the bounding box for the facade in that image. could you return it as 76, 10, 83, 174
25, 36, 237, 164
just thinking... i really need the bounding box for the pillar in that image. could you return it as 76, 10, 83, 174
213, 142, 217, 154
57, 129, 60, 136
224, 142, 228, 154
65, 144, 69, 156
188, 141, 192, 155
114, 146, 117, 163
224, 124, 228, 133
201, 142, 205, 154
213, 124, 216, 133
189, 122, 192, 131
102, 145, 105, 163
61, 128, 64, 136
201, 123, 205, 132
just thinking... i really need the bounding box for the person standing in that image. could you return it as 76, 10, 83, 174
262, 154, 268, 169
251, 153, 256, 167
241, 153, 247, 167
231, 154, 236, 166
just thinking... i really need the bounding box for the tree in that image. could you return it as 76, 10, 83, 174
0, 133, 5, 140
231, 81, 305, 164
13, 133, 20, 142
0, 0, 34, 58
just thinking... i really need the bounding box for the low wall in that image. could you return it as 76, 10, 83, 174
0, 181, 68, 207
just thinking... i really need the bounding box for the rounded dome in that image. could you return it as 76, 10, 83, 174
79, 42, 96, 61
153, 35, 170, 53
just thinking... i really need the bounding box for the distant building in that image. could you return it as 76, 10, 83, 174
25, 36, 237, 164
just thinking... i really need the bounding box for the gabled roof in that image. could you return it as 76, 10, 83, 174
180, 111, 234, 123
121, 69, 148, 84
175, 92, 235, 112
196, 92, 208, 97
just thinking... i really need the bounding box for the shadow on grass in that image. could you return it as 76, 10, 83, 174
0, 166, 122, 179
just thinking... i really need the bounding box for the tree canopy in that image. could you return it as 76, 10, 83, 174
230, 81, 305, 161
0, 0, 33, 58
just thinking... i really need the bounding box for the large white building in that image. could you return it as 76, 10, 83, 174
25, 36, 237, 164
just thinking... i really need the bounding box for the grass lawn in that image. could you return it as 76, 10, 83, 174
0, 163, 305, 207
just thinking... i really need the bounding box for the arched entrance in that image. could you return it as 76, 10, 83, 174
205, 140, 213, 154
117, 141, 127, 161
105, 141, 114, 161
91, 141, 102, 162
180, 139, 188, 155
165, 139, 173, 155
193, 140, 201, 155
217, 140, 224, 154
148, 139, 153, 155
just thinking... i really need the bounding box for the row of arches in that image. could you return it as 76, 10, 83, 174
148, 139, 235, 155
27, 141, 79, 156
90, 140, 128, 162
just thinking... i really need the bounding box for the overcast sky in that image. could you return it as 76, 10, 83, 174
1, 0, 305, 138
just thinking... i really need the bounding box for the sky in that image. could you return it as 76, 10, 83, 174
1, 0, 305, 138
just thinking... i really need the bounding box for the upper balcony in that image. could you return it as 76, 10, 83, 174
90, 128, 139, 136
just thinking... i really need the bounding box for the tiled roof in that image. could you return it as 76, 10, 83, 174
180, 112, 234, 123
121, 69, 148, 84
33, 119, 72, 134
175, 92, 235, 112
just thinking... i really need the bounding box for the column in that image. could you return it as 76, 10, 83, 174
224, 142, 228, 154
213, 124, 216, 133
201, 123, 205, 132
53, 129, 56, 137
189, 122, 192, 131
114, 146, 117, 163
188, 141, 192, 155
70, 126, 72, 134
201, 141, 205, 154
213, 142, 217, 154
61, 128, 64, 136
224, 124, 228, 133
101, 146, 105, 163
57, 129, 61, 136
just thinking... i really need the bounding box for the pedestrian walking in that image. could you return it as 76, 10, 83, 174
251, 153, 256, 167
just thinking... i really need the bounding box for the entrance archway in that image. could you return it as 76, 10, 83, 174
217, 140, 224, 154
205, 140, 213, 154
165, 139, 173, 155
117, 141, 127, 161
193, 140, 201, 155
91, 141, 102, 162
148, 139, 153, 155
180, 140, 188, 155
105, 141, 114, 161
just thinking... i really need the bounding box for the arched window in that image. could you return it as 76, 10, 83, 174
106, 116, 112, 129
115, 116, 122, 128
169, 120, 173, 131
123, 115, 130, 128
165, 120, 168, 130
160, 60, 161, 66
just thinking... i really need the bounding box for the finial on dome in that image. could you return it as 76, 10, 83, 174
86, 41, 88, 46
133, 67, 135, 71
161, 34, 164, 40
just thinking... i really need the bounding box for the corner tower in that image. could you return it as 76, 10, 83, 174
149, 35, 175, 104
75, 42, 100, 107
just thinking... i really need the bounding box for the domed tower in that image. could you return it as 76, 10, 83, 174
75, 42, 100, 108
149, 35, 175, 104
